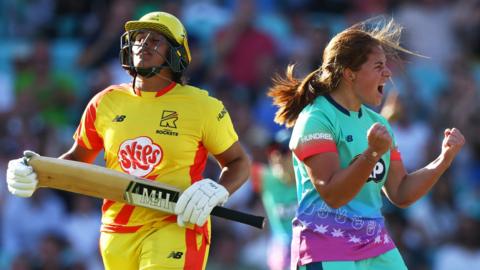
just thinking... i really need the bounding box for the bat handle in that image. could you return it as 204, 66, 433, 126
211, 206, 266, 229
22, 151, 39, 165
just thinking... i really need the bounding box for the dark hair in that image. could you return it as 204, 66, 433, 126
268, 17, 420, 128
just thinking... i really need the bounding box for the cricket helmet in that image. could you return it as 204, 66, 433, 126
120, 11, 191, 77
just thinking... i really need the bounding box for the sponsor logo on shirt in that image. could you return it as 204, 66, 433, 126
156, 129, 178, 136
167, 251, 184, 259
300, 132, 333, 143
118, 136, 163, 177
367, 159, 386, 183
217, 107, 227, 121
112, 115, 127, 122
350, 156, 386, 183
160, 110, 178, 128
157, 110, 179, 136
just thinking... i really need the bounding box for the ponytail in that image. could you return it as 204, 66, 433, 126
268, 65, 329, 128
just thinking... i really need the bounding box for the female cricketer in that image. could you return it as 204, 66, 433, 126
269, 17, 465, 270
6, 11, 251, 270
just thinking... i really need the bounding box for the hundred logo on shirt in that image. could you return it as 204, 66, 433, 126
300, 132, 333, 143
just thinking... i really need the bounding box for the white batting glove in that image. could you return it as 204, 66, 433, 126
6, 151, 39, 197
174, 178, 229, 227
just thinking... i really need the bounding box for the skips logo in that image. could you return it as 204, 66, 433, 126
118, 137, 163, 177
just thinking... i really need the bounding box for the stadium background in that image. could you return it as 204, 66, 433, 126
1, 0, 480, 269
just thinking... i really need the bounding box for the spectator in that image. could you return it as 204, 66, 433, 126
214, 0, 277, 102
251, 129, 297, 270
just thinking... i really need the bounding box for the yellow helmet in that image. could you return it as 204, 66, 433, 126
120, 12, 191, 76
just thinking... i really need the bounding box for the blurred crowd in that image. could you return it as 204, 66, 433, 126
1, 0, 480, 269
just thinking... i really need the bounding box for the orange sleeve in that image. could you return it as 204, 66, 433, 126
293, 139, 338, 161
73, 89, 111, 150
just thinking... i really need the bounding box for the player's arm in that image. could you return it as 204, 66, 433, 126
213, 141, 251, 194
59, 141, 101, 164
174, 141, 250, 227
383, 128, 465, 208
304, 149, 379, 209
304, 123, 391, 209
6, 89, 104, 198
174, 98, 251, 226
6, 142, 101, 198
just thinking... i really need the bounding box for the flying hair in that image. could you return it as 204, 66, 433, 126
351, 15, 427, 60
268, 16, 425, 127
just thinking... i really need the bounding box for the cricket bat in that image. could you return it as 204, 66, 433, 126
25, 155, 265, 229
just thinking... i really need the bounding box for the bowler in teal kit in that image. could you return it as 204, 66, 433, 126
268, 17, 465, 270
290, 95, 405, 269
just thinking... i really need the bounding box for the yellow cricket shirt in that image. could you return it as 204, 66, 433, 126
74, 82, 238, 233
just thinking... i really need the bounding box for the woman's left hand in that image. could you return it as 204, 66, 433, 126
441, 127, 465, 164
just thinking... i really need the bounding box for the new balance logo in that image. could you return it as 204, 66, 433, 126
160, 110, 178, 128
113, 115, 126, 122
167, 251, 183, 259
217, 107, 227, 121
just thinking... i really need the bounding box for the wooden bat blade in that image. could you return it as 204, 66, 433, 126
27, 155, 265, 229
29, 156, 135, 201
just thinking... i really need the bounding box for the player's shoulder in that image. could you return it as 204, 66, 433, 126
92, 84, 131, 99
294, 96, 338, 139
301, 95, 336, 119
88, 84, 132, 104
175, 84, 212, 98
175, 84, 223, 105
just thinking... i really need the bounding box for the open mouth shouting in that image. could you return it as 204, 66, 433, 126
377, 84, 385, 95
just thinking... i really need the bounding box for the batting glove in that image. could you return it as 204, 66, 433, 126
175, 178, 229, 227
6, 151, 39, 197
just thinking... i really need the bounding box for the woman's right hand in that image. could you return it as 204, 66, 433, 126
6, 151, 39, 197
366, 123, 392, 157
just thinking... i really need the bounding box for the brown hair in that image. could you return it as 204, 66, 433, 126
268, 17, 420, 127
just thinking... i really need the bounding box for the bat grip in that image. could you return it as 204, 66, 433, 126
211, 206, 265, 229
22, 151, 39, 165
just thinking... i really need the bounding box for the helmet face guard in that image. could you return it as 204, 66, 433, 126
120, 30, 188, 77
120, 12, 191, 78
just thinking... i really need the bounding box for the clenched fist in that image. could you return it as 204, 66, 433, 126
366, 123, 392, 156
441, 128, 465, 164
